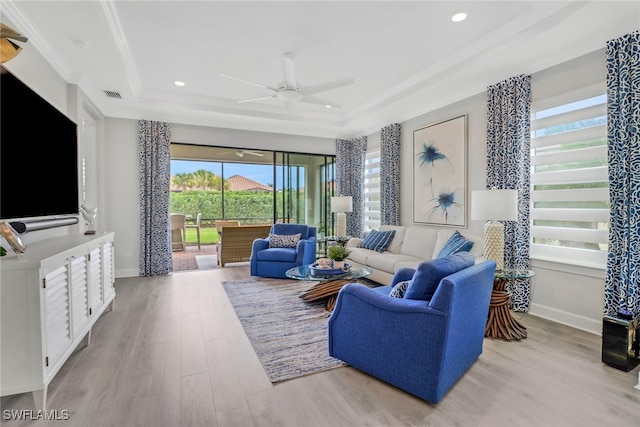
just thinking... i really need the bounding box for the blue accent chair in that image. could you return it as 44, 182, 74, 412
250, 223, 317, 278
328, 255, 497, 403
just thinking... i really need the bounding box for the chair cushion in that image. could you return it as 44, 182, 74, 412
389, 280, 410, 298
359, 229, 396, 252
436, 230, 474, 258
256, 247, 298, 262
272, 223, 310, 239
269, 233, 301, 248
404, 252, 476, 301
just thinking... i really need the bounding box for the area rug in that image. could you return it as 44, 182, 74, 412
221, 277, 346, 382
195, 255, 218, 269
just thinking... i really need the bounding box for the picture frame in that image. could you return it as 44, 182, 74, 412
0, 221, 26, 255
413, 115, 467, 227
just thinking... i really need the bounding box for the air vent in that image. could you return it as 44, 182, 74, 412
104, 90, 122, 99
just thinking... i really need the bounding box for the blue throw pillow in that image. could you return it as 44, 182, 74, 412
359, 229, 396, 253
404, 252, 475, 301
437, 231, 474, 258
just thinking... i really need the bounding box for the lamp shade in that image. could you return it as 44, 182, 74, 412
331, 196, 353, 213
471, 189, 518, 221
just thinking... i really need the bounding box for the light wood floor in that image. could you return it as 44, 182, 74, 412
2, 265, 639, 427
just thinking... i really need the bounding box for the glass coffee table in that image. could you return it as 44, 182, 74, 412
286, 264, 372, 311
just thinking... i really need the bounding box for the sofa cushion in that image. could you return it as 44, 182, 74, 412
389, 280, 410, 298
366, 253, 422, 275
347, 247, 375, 265
379, 225, 406, 253
359, 229, 396, 252
268, 233, 301, 248
256, 247, 298, 262
404, 252, 476, 301
437, 230, 474, 258
400, 227, 440, 259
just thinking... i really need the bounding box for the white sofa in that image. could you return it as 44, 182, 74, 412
345, 225, 483, 285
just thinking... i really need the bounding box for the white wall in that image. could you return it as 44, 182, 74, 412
6, 38, 607, 334
364, 49, 607, 335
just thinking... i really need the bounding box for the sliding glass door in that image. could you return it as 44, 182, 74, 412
170, 144, 335, 234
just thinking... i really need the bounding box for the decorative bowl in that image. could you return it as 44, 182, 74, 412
310, 262, 351, 278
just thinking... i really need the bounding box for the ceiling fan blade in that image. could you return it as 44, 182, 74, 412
220, 73, 278, 92
281, 52, 297, 89
244, 150, 264, 157
300, 95, 343, 109
237, 95, 277, 104
302, 77, 354, 96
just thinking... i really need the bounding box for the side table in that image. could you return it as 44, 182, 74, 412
485, 269, 534, 341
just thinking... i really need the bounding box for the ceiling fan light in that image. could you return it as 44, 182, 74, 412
278, 89, 302, 103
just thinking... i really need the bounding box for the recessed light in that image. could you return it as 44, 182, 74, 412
452, 12, 467, 22
174, 81, 186, 87
325, 105, 332, 109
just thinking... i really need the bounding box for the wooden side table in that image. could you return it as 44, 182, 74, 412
485, 269, 534, 341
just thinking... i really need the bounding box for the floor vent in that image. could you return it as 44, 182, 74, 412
104, 90, 122, 99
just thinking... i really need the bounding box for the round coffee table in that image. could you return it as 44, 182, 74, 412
287, 264, 372, 311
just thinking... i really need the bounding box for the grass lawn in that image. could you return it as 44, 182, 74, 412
185, 227, 219, 245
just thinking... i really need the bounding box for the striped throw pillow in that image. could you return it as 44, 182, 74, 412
437, 231, 474, 258
359, 229, 396, 253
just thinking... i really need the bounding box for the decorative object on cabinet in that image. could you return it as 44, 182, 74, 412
413, 115, 467, 226
80, 204, 97, 235
0, 221, 25, 254
471, 189, 518, 270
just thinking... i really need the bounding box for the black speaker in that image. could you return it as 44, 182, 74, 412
602, 315, 640, 372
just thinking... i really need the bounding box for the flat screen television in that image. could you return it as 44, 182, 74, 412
0, 67, 80, 220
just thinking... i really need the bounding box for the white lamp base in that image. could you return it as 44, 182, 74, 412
483, 220, 504, 270
336, 212, 347, 237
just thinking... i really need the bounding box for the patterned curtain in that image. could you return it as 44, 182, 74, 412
336, 136, 367, 238
380, 123, 401, 226
604, 31, 640, 318
486, 74, 532, 311
139, 120, 173, 276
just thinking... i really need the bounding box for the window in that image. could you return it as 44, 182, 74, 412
530, 90, 609, 267
364, 150, 381, 231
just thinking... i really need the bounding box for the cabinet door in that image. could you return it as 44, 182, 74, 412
69, 256, 91, 337
88, 248, 103, 313
43, 265, 72, 372
102, 241, 115, 302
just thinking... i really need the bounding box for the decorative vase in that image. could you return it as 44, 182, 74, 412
332, 260, 344, 270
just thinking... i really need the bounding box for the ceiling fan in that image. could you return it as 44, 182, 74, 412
221, 52, 354, 108
220, 149, 264, 158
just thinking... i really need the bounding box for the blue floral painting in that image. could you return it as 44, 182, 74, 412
413, 115, 467, 226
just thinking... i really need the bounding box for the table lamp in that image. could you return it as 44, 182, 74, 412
471, 189, 518, 270
331, 195, 352, 237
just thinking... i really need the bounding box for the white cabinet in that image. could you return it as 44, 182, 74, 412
0, 232, 115, 409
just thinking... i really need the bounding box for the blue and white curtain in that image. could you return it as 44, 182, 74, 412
139, 120, 172, 276
604, 31, 640, 319
336, 136, 367, 238
486, 74, 532, 311
380, 123, 401, 226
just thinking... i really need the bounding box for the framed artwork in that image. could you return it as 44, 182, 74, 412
413, 115, 467, 226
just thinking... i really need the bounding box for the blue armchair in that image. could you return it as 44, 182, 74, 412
328, 253, 496, 403
250, 223, 317, 278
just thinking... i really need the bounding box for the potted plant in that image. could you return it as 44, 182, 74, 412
327, 244, 351, 270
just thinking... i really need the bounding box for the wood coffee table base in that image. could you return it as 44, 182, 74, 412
299, 279, 351, 311
485, 279, 527, 341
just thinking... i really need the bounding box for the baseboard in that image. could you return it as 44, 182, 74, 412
529, 302, 601, 335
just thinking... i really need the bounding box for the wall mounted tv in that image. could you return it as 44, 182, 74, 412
0, 67, 80, 220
